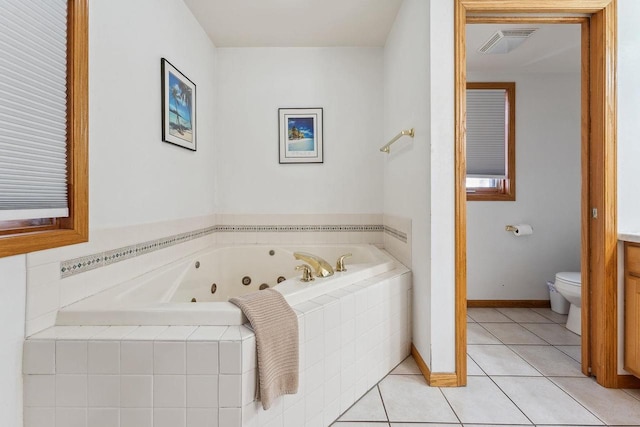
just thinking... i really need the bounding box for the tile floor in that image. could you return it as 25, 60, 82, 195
332, 307, 640, 426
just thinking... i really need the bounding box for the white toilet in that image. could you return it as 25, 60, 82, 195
554, 271, 581, 335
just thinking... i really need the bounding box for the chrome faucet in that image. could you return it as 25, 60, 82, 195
293, 252, 334, 277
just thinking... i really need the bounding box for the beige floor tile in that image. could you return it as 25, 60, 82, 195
337, 386, 387, 422
623, 388, 640, 401
496, 308, 553, 323
467, 324, 501, 345
467, 345, 540, 376
492, 377, 603, 425
440, 376, 531, 425
333, 423, 389, 427
480, 323, 547, 345
462, 425, 534, 427
467, 315, 475, 323
551, 377, 640, 425
392, 424, 461, 427
467, 355, 485, 376
520, 323, 581, 345
509, 345, 583, 377
467, 308, 513, 323
378, 375, 458, 423
531, 307, 569, 324
390, 356, 420, 375
555, 345, 582, 363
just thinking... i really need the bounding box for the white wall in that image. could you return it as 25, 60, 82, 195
0, 256, 26, 427
214, 48, 384, 214
0, 1, 219, 424
383, 0, 432, 369
618, 0, 640, 232
428, 0, 456, 373
467, 72, 581, 300
21, 0, 219, 335
384, 0, 456, 373
89, 0, 217, 228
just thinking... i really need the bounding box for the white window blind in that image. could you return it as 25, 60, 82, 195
0, 0, 69, 221
466, 89, 507, 179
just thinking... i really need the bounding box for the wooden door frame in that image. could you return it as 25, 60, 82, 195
455, 0, 637, 388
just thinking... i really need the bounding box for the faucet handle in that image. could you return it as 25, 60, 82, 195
295, 264, 315, 282
336, 253, 352, 272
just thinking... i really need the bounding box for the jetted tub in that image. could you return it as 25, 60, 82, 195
56, 244, 397, 326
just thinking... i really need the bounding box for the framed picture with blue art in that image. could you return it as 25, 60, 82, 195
278, 108, 323, 164
161, 58, 196, 151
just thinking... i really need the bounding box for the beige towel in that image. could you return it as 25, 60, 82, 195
229, 289, 299, 410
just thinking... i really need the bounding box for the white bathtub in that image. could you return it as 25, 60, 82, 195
56, 244, 397, 326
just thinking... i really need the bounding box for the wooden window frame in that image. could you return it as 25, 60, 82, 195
0, 0, 88, 258
466, 82, 516, 201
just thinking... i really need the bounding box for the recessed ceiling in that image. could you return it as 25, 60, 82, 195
467, 24, 581, 74
183, 0, 403, 47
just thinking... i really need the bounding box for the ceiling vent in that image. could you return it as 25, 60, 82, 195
478, 28, 538, 54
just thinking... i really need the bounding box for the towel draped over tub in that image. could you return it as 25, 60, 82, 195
229, 288, 299, 410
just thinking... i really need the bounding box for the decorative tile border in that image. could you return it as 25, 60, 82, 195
104, 245, 136, 266
216, 224, 383, 233
384, 225, 408, 244
60, 224, 384, 279
60, 254, 104, 278
60, 227, 217, 279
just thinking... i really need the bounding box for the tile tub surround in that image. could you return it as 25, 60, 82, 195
214, 214, 386, 247
25, 215, 218, 337
23, 269, 412, 427
382, 215, 411, 268
25, 213, 392, 337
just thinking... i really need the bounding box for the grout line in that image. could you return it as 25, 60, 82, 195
335, 383, 387, 424
484, 374, 535, 426
621, 388, 640, 402
437, 386, 463, 425
504, 344, 554, 377
553, 345, 582, 363
544, 376, 608, 425
468, 311, 606, 425
471, 322, 508, 344
529, 307, 570, 324
376, 384, 391, 424
466, 352, 490, 378
518, 322, 580, 346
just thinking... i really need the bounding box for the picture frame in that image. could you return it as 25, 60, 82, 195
278, 108, 323, 164
161, 58, 197, 151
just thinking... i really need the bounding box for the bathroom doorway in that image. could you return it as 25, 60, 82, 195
454, 0, 635, 389
464, 20, 585, 385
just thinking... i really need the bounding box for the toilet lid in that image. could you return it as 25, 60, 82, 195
556, 271, 581, 286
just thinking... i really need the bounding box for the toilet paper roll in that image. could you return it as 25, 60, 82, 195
513, 224, 533, 236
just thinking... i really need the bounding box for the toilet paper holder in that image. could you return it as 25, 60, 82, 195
505, 225, 518, 232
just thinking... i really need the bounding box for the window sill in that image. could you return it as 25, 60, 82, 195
0, 228, 88, 258
467, 191, 515, 202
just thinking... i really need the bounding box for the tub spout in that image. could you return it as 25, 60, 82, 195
293, 252, 334, 277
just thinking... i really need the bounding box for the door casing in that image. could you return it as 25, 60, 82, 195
454, 0, 638, 388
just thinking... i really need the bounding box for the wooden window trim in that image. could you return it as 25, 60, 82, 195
466, 82, 516, 201
0, 0, 88, 258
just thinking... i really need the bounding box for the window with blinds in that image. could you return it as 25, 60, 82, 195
466, 82, 516, 201
0, 0, 69, 222
0, 0, 88, 258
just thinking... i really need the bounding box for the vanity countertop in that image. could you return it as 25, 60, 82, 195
618, 232, 640, 244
